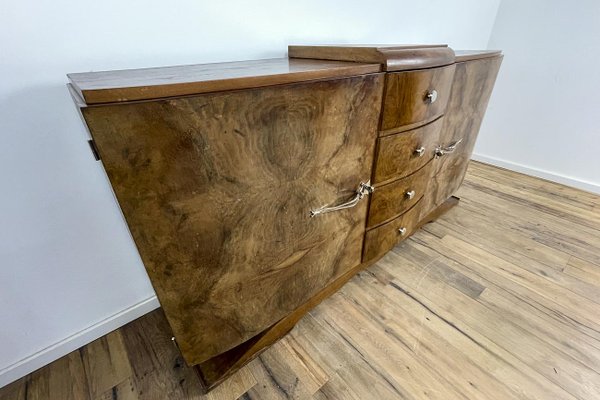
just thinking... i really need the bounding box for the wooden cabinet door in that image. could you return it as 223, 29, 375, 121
81, 74, 383, 365
421, 56, 502, 215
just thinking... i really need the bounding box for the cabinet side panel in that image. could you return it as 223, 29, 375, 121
80, 75, 383, 365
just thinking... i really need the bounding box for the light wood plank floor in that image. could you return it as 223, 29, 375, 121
2, 161, 600, 400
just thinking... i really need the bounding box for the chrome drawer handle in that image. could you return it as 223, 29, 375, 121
435, 138, 463, 158
426, 89, 438, 104
310, 181, 374, 217
405, 190, 416, 200
414, 146, 426, 157
398, 227, 407, 235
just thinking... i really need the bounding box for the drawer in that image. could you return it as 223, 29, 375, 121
363, 199, 423, 262
367, 161, 432, 228
373, 117, 443, 184
380, 64, 455, 133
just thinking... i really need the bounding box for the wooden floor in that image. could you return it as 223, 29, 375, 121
2, 161, 600, 400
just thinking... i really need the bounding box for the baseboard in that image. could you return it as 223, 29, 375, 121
472, 153, 600, 195
0, 296, 160, 388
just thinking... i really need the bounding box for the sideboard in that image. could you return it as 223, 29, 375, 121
67, 44, 502, 391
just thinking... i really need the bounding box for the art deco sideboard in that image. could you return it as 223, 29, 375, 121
67, 44, 502, 391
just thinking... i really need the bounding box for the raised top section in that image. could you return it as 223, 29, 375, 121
454, 50, 503, 62
288, 44, 455, 72
68, 58, 381, 105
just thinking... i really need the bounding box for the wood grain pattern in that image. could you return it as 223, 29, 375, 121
79, 75, 384, 365
367, 161, 433, 228
80, 331, 132, 399
25, 352, 89, 400
362, 196, 458, 264
288, 44, 455, 72
119, 309, 207, 398
372, 116, 443, 184
62, 47, 502, 393
194, 247, 385, 390
362, 199, 423, 262
68, 58, 381, 105
380, 64, 455, 133
421, 55, 503, 218
4, 162, 600, 400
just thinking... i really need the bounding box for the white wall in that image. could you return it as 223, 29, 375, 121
0, 0, 501, 387
475, 0, 600, 194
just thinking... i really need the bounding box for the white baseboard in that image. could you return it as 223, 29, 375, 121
472, 153, 600, 195
0, 296, 160, 388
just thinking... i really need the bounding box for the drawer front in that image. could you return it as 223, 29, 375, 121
373, 117, 443, 184
380, 64, 455, 133
363, 199, 423, 262
368, 161, 432, 228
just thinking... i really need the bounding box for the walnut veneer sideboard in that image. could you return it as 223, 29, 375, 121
67, 44, 502, 391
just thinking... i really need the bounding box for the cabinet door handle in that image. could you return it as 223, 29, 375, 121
414, 146, 426, 157
435, 138, 463, 158
398, 227, 407, 235
405, 190, 416, 200
310, 181, 374, 217
426, 89, 438, 104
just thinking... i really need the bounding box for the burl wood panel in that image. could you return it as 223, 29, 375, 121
420, 55, 503, 218
80, 74, 384, 366
380, 64, 455, 133
373, 117, 443, 184
68, 58, 381, 105
367, 161, 432, 228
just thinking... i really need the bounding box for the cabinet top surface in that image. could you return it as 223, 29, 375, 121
454, 50, 503, 62
68, 57, 381, 105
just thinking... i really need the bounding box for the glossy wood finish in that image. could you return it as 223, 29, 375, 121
363, 199, 424, 262
289, 44, 455, 71
380, 64, 455, 133
363, 196, 460, 263
79, 75, 384, 365
367, 161, 433, 228
64, 45, 503, 392
5, 162, 600, 400
373, 116, 443, 184
193, 251, 383, 390
68, 58, 381, 104
421, 55, 503, 217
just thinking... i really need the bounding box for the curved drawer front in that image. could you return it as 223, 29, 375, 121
363, 199, 423, 262
380, 64, 455, 133
373, 117, 443, 184
368, 161, 432, 228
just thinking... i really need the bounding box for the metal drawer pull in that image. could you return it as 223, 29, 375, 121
310, 181, 374, 217
414, 146, 426, 157
435, 138, 463, 158
426, 89, 438, 104
398, 227, 407, 235
405, 190, 416, 200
